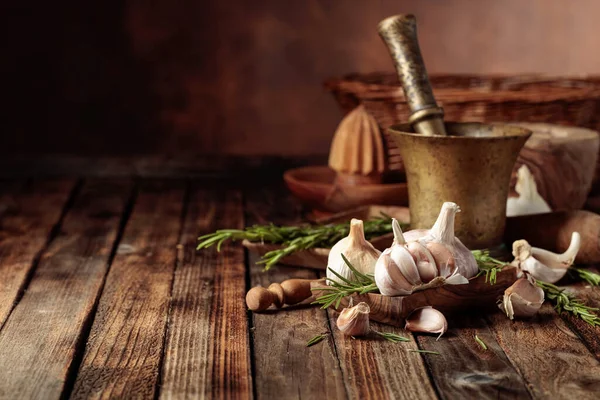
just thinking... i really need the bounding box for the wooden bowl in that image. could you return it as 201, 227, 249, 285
509, 123, 599, 210
312, 266, 518, 325
283, 166, 408, 213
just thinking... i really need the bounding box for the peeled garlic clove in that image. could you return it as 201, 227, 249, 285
499, 277, 544, 319
326, 219, 381, 285
337, 302, 370, 336
405, 306, 448, 340
506, 165, 551, 217
512, 233, 580, 283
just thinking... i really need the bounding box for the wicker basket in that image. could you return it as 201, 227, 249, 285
325, 73, 600, 129
325, 73, 600, 191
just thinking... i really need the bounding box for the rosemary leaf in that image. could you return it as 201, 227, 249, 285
472, 249, 506, 285
312, 256, 379, 309
569, 267, 600, 286
474, 334, 488, 350
375, 331, 410, 343
306, 333, 328, 347
537, 280, 600, 326
409, 349, 441, 355
197, 215, 399, 270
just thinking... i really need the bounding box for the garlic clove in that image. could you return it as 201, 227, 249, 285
512, 233, 580, 283
406, 241, 438, 283
337, 302, 371, 336
530, 232, 580, 269
405, 306, 448, 340
375, 251, 413, 296
499, 277, 544, 319
425, 242, 456, 278
326, 219, 381, 285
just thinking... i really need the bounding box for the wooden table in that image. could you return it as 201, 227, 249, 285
0, 176, 600, 399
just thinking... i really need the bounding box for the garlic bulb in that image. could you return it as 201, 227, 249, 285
336, 302, 370, 336
511, 232, 580, 283
499, 276, 544, 319
404, 307, 448, 339
375, 202, 477, 296
326, 219, 381, 285
506, 165, 551, 217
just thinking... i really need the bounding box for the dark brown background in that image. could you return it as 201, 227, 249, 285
3, 0, 600, 157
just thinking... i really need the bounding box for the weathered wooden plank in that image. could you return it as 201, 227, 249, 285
246, 186, 347, 400
554, 269, 600, 360
329, 311, 438, 399
70, 180, 185, 399
488, 303, 600, 399
0, 179, 131, 399
415, 313, 531, 399
160, 186, 252, 399
0, 179, 75, 329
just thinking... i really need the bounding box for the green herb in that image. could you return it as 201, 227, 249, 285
409, 349, 440, 355
375, 331, 410, 343
312, 254, 379, 309
197, 216, 398, 270
537, 280, 600, 326
569, 267, 600, 286
306, 333, 329, 347
472, 250, 506, 285
474, 334, 487, 350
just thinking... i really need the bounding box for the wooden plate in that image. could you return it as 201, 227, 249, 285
283, 165, 408, 213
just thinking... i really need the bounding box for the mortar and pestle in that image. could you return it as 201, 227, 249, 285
378, 15, 531, 249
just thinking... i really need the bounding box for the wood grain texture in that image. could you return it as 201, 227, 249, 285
552, 269, 600, 360
488, 303, 600, 399
0, 179, 75, 328
415, 314, 531, 399
0, 179, 130, 399
330, 316, 438, 399
71, 180, 184, 399
245, 186, 347, 400
160, 186, 252, 399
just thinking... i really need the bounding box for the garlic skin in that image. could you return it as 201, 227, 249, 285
375, 202, 475, 296
405, 306, 448, 340
326, 219, 381, 285
499, 276, 544, 319
506, 165, 551, 217
512, 232, 580, 283
336, 302, 370, 336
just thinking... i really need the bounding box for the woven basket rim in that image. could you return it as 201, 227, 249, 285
324, 72, 600, 103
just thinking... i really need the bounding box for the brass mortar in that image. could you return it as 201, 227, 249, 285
389, 122, 531, 249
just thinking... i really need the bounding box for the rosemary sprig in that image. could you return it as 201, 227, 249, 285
375, 331, 410, 343
306, 333, 329, 347
312, 254, 379, 309
472, 250, 506, 285
410, 349, 441, 355
537, 280, 600, 326
569, 267, 600, 286
197, 216, 397, 270
474, 334, 487, 350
